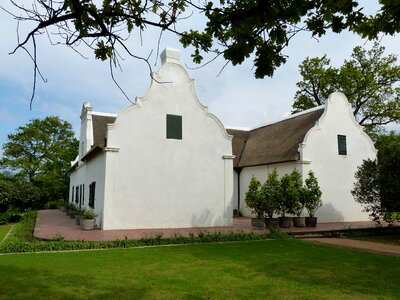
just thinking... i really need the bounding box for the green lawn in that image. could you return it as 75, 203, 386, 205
0, 240, 399, 299
0, 224, 13, 242
350, 234, 400, 246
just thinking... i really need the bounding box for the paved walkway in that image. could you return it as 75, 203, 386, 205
305, 238, 400, 257
35, 209, 383, 242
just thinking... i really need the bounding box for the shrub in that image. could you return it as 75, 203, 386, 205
80, 209, 97, 219
278, 169, 303, 217
245, 176, 263, 218
260, 169, 280, 218
0, 230, 291, 254
0, 210, 23, 225
304, 171, 322, 218
44, 200, 65, 209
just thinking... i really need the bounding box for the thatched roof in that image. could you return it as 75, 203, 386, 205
227, 108, 324, 168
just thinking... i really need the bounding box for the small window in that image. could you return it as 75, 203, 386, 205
338, 135, 347, 155
75, 186, 79, 204
89, 182, 96, 209
166, 114, 182, 140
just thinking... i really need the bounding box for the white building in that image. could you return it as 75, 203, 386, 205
70, 48, 377, 229
227, 92, 377, 222
69, 48, 234, 230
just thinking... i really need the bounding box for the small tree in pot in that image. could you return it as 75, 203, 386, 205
304, 171, 322, 227
278, 170, 301, 228
245, 176, 264, 229
292, 171, 307, 228
260, 169, 280, 229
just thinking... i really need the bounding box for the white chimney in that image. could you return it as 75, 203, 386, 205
160, 47, 180, 64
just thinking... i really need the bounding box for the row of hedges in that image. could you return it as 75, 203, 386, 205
0, 211, 290, 254
0, 230, 289, 254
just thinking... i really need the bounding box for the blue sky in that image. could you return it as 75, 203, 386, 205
0, 1, 399, 157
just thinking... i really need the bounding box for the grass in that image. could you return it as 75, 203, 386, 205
350, 235, 400, 246
0, 240, 399, 299
0, 224, 13, 242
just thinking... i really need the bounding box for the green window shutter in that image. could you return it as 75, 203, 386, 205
338, 135, 347, 155
166, 114, 182, 140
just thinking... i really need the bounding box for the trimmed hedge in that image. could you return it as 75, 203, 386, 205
0, 210, 290, 254
0, 211, 24, 225
0, 229, 290, 254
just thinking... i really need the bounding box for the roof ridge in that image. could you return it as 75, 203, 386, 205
92, 111, 118, 117
250, 105, 325, 131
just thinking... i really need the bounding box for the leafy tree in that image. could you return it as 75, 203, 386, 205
3, 0, 399, 103
352, 132, 400, 222
244, 175, 263, 218
260, 168, 280, 218
303, 171, 322, 218
0, 178, 41, 212
278, 169, 302, 217
0, 117, 79, 203
292, 43, 400, 133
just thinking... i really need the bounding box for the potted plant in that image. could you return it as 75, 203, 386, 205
304, 171, 322, 227
75, 210, 81, 225
261, 169, 280, 229
80, 209, 98, 230
67, 203, 78, 218
278, 170, 302, 228
292, 172, 306, 227
245, 176, 264, 229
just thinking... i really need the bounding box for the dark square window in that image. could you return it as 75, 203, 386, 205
166, 114, 182, 140
338, 135, 347, 155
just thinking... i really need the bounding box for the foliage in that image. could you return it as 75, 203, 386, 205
3, 0, 399, 93
44, 200, 66, 209
375, 133, 400, 212
0, 211, 23, 225
303, 171, 323, 218
278, 169, 303, 217
260, 169, 281, 218
0, 116, 78, 203
0, 226, 289, 254
3, 211, 37, 243
0, 178, 41, 212
382, 212, 400, 226
352, 159, 381, 221
244, 175, 263, 218
81, 209, 97, 219
352, 133, 400, 222
292, 43, 400, 133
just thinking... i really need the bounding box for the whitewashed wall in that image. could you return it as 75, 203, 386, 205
237, 92, 376, 222
238, 162, 304, 217
301, 92, 377, 222
84, 153, 106, 227
100, 49, 233, 230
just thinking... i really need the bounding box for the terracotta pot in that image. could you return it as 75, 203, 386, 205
305, 217, 318, 227
293, 217, 306, 227
265, 218, 279, 229
81, 218, 95, 230
251, 218, 265, 230
279, 217, 293, 228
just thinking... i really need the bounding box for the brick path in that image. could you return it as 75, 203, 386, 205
34, 209, 383, 242
305, 238, 400, 257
